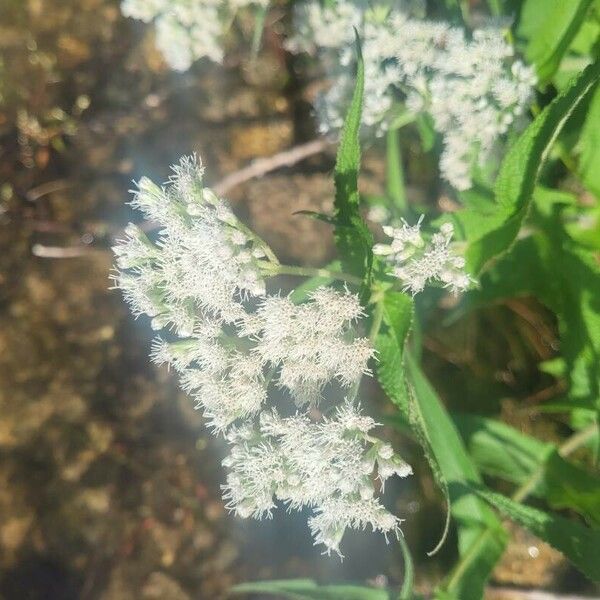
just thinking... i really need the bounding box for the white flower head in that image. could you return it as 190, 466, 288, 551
121, 0, 271, 70
375, 218, 473, 295
253, 288, 373, 405
114, 154, 409, 558
222, 401, 411, 556
288, 1, 536, 190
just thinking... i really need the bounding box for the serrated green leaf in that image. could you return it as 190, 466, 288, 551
403, 356, 507, 600
333, 33, 374, 287
231, 579, 389, 600
463, 59, 600, 274
376, 293, 506, 599
517, 0, 593, 83
376, 291, 414, 418
473, 486, 600, 582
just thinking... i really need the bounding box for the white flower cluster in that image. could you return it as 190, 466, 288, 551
223, 401, 412, 556
113, 155, 411, 554
374, 217, 472, 295
288, 1, 537, 190
245, 289, 374, 406
121, 0, 270, 71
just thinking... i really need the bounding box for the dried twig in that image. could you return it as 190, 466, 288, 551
31, 243, 103, 258
212, 137, 331, 196
26, 179, 72, 202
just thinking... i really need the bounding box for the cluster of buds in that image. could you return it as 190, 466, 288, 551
373, 217, 472, 295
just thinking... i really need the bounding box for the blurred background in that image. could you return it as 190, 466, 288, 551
0, 1, 596, 599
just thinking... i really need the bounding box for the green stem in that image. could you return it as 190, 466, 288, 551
262, 264, 363, 285
386, 127, 408, 215
444, 421, 599, 593
512, 421, 598, 503
369, 297, 385, 342
487, 0, 502, 17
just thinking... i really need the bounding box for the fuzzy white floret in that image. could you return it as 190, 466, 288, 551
222, 401, 411, 555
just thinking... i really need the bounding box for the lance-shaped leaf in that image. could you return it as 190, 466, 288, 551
517, 0, 593, 83
473, 486, 600, 582
460, 59, 600, 274
333, 33, 374, 288
454, 413, 600, 526
376, 297, 507, 600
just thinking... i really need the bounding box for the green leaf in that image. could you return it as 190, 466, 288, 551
404, 355, 507, 556
231, 579, 390, 600
378, 323, 506, 600
578, 84, 600, 197
453, 413, 600, 526
462, 59, 600, 274
398, 535, 415, 600
466, 191, 600, 408
376, 291, 414, 418
517, 0, 593, 83
473, 486, 600, 582
333, 33, 374, 287
452, 413, 550, 485
543, 451, 600, 527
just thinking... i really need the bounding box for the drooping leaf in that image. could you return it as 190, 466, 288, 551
403, 355, 507, 600
333, 33, 374, 287
231, 579, 390, 600
517, 0, 593, 83
460, 59, 600, 274
473, 486, 600, 582
377, 310, 507, 600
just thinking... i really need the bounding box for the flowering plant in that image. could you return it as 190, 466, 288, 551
114, 2, 600, 598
